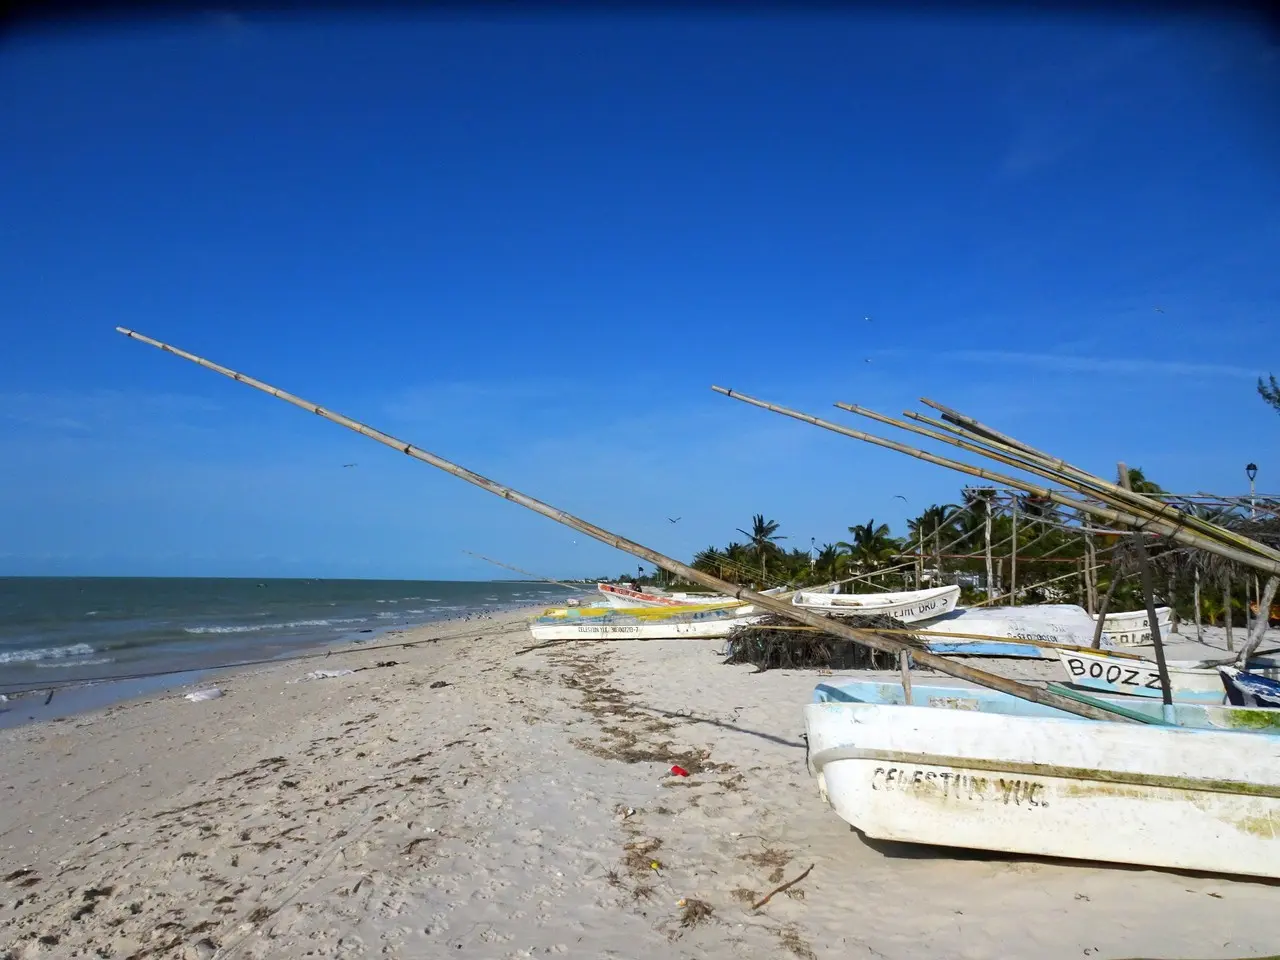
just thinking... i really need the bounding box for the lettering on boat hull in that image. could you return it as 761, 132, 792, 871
1062, 654, 1163, 691
869, 766, 1048, 808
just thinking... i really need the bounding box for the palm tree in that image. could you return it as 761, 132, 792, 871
735, 514, 787, 586
838, 519, 898, 582
814, 542, 845, 583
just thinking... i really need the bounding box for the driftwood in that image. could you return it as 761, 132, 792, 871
117, 328, 1144, 723
751, 863, 815, 911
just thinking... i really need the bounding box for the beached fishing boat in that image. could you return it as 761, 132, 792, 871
914, 604, 1112, 657
597, 581, 790, 610
791, 584, 960, 623
805, 681, 1280, 878
1094, 606, 1173, 646
529, 603, 758, 641
1220, 666, 1280, 709
1057, 648, 1280, 702
815, 679, 1280, 732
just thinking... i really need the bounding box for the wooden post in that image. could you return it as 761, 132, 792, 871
899, 649, 913, 705
1119, 463, 1173, 709
1091, 566, 1121, 649
1225, 571, 1234, 652
1080, 544, 1090, 612
916, 528, 923, 589
1167, 568, 1179, 635
1010, 497, 1019, 606
1086, 534, 1099, 615
1193, 564, 1203, 642
984, 499, 995, 603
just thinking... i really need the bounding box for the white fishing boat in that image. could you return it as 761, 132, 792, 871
1056, 648, 1280, 702
529, 603, 758, 641
598, 581, 790, 613
805, 681, 1280, 878
915, 604, 1113, 657
1094, 606, 1173, 646
791, 584, 960, 623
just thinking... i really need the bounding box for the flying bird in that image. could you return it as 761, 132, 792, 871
864, 358, 872, 363
1153, 305, 1164, 313
342, 463, 358, 468
864, 316, 872, 321
667, 517, 681, 524
893, 495, 908, 502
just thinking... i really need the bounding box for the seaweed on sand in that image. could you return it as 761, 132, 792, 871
722, 613, 919, 671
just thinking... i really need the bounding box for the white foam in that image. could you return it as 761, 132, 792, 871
183, 617, 367, 635
36, 657, 114, 669
0, 642, 96, 664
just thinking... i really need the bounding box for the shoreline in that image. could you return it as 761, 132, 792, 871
4, 611, 1280, 959
0, 603, 551, 731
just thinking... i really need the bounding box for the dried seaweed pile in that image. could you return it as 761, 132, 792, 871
722, 613, 919, 671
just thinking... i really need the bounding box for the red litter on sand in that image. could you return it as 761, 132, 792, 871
669, 765, 690, 777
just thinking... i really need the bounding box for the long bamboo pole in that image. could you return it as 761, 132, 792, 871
116, 328, 1135, 723
463, 550, 585, 592
913, 401, 1280, 565
849, 403, 1280, 569
713, 387, 1280, 576
1119, 463, 1173, 708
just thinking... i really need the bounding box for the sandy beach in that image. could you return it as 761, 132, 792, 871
3, 609, 1280, 960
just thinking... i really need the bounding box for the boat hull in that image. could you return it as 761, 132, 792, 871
529, 617, 756, 641
1056, 649, 1280, 702
1096, 606, 1174, 647
791, 585, 960, 623
805, 699, 1280, 878
814, 679, 1280, 731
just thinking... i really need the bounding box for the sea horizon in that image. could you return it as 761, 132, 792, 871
0, 577, 581, 724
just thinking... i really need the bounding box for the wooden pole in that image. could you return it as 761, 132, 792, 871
1090, 566, 1121, 650
1237, 575, 1280, 666
1225, 572, 1235, 652
1119, 463, 1173, 709
1193, 565, 1203, 642
712, 388, 1280, 575
984, 501, 995, 603
898, 649, 913, 705
463, 550, 584, 592
1010, 497, 1018, 606
1085, 534, 1098, 615
910, 400, 1280, 567
117, 328, 1139, 722
852, 400, 1280, 570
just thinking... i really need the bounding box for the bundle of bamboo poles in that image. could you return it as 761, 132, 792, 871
116, 327, 1141, 724
711, 386, 1280, 676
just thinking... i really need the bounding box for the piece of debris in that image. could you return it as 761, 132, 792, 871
679, 898, 714, 927
429, 680, 449, 689
184, 688, 224, 702
296, 669, 355, 682
669, 765, 690, 777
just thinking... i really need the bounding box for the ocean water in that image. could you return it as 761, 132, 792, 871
0, 577, 568, 698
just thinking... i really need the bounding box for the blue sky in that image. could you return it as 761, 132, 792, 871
1, 11, 1277, 579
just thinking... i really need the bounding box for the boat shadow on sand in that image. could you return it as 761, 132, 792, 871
852, 829, 1280, 887
630, 702, 806, 750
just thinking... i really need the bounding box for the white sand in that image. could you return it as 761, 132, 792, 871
3, 610, 1279, 959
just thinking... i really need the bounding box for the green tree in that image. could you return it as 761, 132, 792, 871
1259, 374, 1280, 415
735, 514, 787, 586
838, 518, 898, 578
